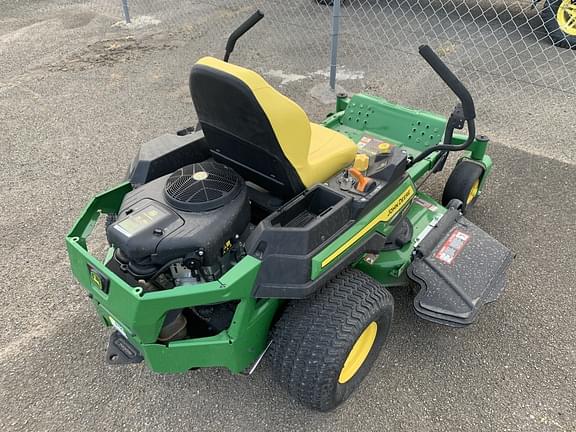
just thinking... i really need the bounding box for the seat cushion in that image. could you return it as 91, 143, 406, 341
298, 123, 358, 187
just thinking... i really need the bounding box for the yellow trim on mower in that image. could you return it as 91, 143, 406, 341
321, 185, 415, 268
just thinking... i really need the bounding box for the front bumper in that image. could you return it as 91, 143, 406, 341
66, 182, 279, 374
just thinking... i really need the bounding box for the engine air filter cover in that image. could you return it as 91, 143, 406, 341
164, 161, 243, 212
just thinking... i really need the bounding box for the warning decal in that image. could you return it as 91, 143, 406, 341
434, 229, 470, 264
357, 135, 385, 155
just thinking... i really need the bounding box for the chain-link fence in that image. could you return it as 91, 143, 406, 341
334, 0, 576, 97
39, 0, 576, 98
111, 0, 576, 95
17, 0, 574, 159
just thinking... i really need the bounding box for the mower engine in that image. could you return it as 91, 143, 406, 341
106, 161, 250, 340
108, 160, 250, 285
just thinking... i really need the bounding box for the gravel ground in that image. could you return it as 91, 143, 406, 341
1, 2, 575, 431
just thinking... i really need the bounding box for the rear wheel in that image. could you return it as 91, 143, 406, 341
270, 268, 394, 411
442, 160, 484, 214
541, 0, 576, 48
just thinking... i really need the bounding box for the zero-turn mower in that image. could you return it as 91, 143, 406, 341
66, 11, 513, 411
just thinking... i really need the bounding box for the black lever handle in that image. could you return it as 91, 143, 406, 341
224, 10, 264, 62
418, 45, 475, 120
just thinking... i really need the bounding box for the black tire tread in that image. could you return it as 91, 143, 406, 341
442, 160, 484, 214
270, 268, 393, 411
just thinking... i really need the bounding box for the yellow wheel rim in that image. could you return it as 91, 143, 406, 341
338, 322, 378, 384
467, 179, 480, 205
557, 0, 576, 36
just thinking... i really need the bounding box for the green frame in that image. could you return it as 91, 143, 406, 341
67, 183, 280, 373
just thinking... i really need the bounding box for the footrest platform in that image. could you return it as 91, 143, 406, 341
408, 209, 513, 327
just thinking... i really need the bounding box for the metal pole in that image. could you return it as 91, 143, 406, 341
121, 0, 131, 24
329, 0, 342, 91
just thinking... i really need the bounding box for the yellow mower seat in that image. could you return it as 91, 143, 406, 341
190, 57, 357, 197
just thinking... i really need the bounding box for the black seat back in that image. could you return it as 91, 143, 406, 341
190, 63, 305, 198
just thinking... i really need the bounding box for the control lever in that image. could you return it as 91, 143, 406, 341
418, 45, 475, 120
224, 10, 264, 62
348, 168, 376, 193
407, 45, 477, 168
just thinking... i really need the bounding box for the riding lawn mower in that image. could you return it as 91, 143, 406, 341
66, 11, 513, 411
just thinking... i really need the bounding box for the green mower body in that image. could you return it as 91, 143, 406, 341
67, 93, 503, 374
66, 12, 512, 411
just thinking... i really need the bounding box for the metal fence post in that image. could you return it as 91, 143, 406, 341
329, 0, 341, 91
121, 0, 131, 24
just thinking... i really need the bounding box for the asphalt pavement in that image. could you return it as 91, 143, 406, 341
1, 1, 575, 431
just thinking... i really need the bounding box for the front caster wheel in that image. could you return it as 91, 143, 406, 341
270, 268, 394, 411
442, 160, 484, 214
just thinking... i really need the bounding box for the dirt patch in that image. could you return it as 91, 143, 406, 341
46, 35, 175, 72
